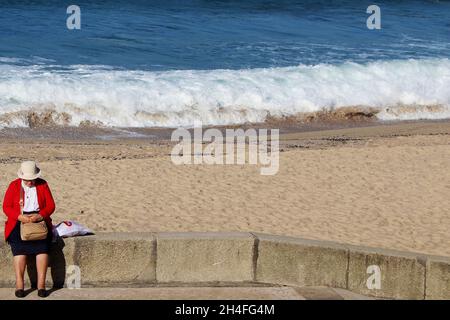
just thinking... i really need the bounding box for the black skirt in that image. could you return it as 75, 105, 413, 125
7, 212, 52, 256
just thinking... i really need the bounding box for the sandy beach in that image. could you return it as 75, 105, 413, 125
0, 120, 449, 257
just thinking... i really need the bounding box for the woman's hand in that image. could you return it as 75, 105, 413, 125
18, 215, 31, 223
29, 214, 44, 223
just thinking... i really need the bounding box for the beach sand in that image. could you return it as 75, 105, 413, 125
0, 120, 449, 256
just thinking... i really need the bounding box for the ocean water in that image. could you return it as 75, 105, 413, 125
0, 0, 449, 127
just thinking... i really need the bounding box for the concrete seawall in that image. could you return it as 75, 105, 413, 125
0, 232, 449, 299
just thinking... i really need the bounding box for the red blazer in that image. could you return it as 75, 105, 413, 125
3, 178, 55, 241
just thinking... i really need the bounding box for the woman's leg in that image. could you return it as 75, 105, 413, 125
13, 255, 27, 290
36, 253, 49, 290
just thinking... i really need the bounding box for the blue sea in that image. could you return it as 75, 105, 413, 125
0, 0, 449, 127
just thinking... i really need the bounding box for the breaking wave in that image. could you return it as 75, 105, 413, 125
0, 58, 449, 128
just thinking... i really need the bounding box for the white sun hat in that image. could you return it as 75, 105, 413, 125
17, 161, 41, 180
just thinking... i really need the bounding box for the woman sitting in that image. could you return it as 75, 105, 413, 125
3, 161, 55, 298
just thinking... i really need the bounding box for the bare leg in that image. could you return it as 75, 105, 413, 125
36, 253, 49, 290
13, 255, 27, 290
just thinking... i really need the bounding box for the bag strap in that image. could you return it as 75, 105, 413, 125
19, 185, 24, 216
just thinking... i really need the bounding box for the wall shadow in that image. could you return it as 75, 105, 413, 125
26, 237, 67, 289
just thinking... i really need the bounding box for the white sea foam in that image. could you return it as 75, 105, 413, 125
0, 59, 449, 127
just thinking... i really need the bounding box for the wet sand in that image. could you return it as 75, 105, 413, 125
0, 120, 449, 256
